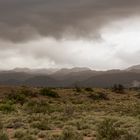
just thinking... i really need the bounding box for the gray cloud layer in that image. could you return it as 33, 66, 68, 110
0, 0, 140, 42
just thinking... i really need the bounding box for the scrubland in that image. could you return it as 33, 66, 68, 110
0, 86, 139, 140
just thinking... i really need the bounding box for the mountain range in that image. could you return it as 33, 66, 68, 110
0, 65, 140, 88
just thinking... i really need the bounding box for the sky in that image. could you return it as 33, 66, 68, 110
0, 0, 140, 70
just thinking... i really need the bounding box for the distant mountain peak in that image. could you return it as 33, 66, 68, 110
12, 67, 59, 75
70, 67, 91, 72
13, 67, 31, 72
53, 67, 91, 75
126, 64, 140, 71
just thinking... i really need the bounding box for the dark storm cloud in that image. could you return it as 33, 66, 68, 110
0, 0, 140, 42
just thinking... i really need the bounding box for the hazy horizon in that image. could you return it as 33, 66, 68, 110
0, 64, 139, 71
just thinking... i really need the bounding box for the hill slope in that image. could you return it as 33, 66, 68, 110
0, 66, 140, 87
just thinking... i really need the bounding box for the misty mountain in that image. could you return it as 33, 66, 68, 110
78, 72, 140, 88
0, 72, 33, 82
0, 66, 140, 87
23, 76, 59, 87
126, 64, 140, 73
12, 68, 59, 75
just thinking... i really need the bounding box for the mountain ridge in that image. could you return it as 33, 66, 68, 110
0, 65, 140, 87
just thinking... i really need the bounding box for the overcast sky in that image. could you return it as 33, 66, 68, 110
0, 0, 140, 70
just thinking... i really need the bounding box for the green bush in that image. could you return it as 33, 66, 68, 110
20, 86, 38, 98
25, 100, 50, 114
14, 130, 37, 140
31, 120, 51, 130
60, 126, 83, 140
0, 121, 9, 140
122, 132, 140, 140
88, 92, 108, 100
14, 130, 25, 139
6, 90, 27, 104
0, 121, 3, 130
132, 103, 140, 116
0, 102, 15, 113
85, 88, 93, 92
136, 92, 140, 99
63, 105, 74, 117
76, 120, 91, 130
75, 86, 82, 93
6, 118, 24, 129
40, 88, 59, 98
38, 131, 47, 138
112, 84, 125, 93
96, 119, 122, 140
44, 126, 83, 140
0, 131, 9, 140
20, 135, 36, 140
45, 134, 60, 140
19, 86, 34, 96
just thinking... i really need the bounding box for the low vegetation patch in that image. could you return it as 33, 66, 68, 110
88, 92, 109, 100
85, 88, 93, 92
14, 130, 25, 139
96, 119, 122, 140
40, 88, 59, 98
112, 84, 125, 93
136, 92, 140, 99
75, 86, 82, 93
5, 90, 27, 105
24, 99, 53, 114
0, 121, 9, 140
60, 126, 83, 140
0, 87, 139, 140
31, 120, 52, 130
0, 102, 15, 113
0, 131, 9, 140
63, 105, 75, 117
14, 131, 37, 140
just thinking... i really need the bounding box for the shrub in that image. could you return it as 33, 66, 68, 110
122, 132, 140, 140
19, 86, 34, 97
75, 86, 82, 93
0, 131, 9, 140
40, 88, 59, 98
6, 90, 27, 105
14, 130, 25, 139
6, 118, 24, 129
20, 135, 36, 140
76, 120, 91, 130
112, 84, 125, 93
0, 102, 15, 113
132, 103, 140, 116
0, 121, 3, 130
25, 100, 50, 114
96, 119, 122, 140
38, 131, 47, 138
85, 88, 93, 92
88, 92, 108, 100
45, 134, 60, 140
0, 121, 9, 140
135, 92, 140, 99
63, 105, 75, 117
31, 120, 51, 130
14, 130, 37, 140
60, 126, 83, 140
